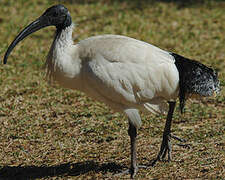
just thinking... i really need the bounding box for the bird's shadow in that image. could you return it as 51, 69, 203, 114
0, 161, 126, 180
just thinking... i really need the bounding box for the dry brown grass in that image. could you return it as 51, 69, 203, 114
0, 0, 224, 179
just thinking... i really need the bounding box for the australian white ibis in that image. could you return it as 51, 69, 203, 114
3, 4, 220, 178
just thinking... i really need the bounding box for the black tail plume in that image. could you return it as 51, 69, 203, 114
171, 53, 220, 113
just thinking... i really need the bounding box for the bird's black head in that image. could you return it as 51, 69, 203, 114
42, 4, 72, 30
3, 4, 72, 64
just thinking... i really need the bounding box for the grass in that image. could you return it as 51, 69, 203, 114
0, 0, 224, 179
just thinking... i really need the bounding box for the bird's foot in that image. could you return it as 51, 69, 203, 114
170, 133, 191, 149
151, 133, 172, 166
151, 133, 190, 166
114, 165, 147, 179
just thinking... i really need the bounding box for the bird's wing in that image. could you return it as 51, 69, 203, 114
78, 35, 179, 113
78, 34, 174, 65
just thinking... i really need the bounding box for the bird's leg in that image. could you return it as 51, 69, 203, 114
114, 109, 148, 178
114, 122, 140, 178
152, 101, 176, 166
128, 122, 138, 178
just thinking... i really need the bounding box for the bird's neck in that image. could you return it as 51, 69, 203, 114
46, 23, 74, 67
54, 24, 74, 51
46, 24, 81, 85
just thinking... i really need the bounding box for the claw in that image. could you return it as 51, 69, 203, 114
170, 133, 191, 149
170, 133, 186, 142
176, 143, 191, 149
152, 132, 191, 167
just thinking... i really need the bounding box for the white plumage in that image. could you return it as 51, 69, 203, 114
3, 5, 220, 178
46, 25, 179, 126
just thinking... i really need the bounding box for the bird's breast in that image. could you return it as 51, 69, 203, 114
46, 47, 84, 91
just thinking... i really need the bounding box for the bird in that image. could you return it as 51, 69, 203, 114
3, 4, 220, 178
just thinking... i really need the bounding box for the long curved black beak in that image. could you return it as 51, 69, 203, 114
3, 16, 50, 64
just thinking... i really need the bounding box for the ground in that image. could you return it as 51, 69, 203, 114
0, 0, 224, 179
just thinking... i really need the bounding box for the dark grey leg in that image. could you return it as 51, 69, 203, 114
152, 101, 176, 166
114, 122, 145, 178
114, 109, 147, 178
128, 122, 138, 178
